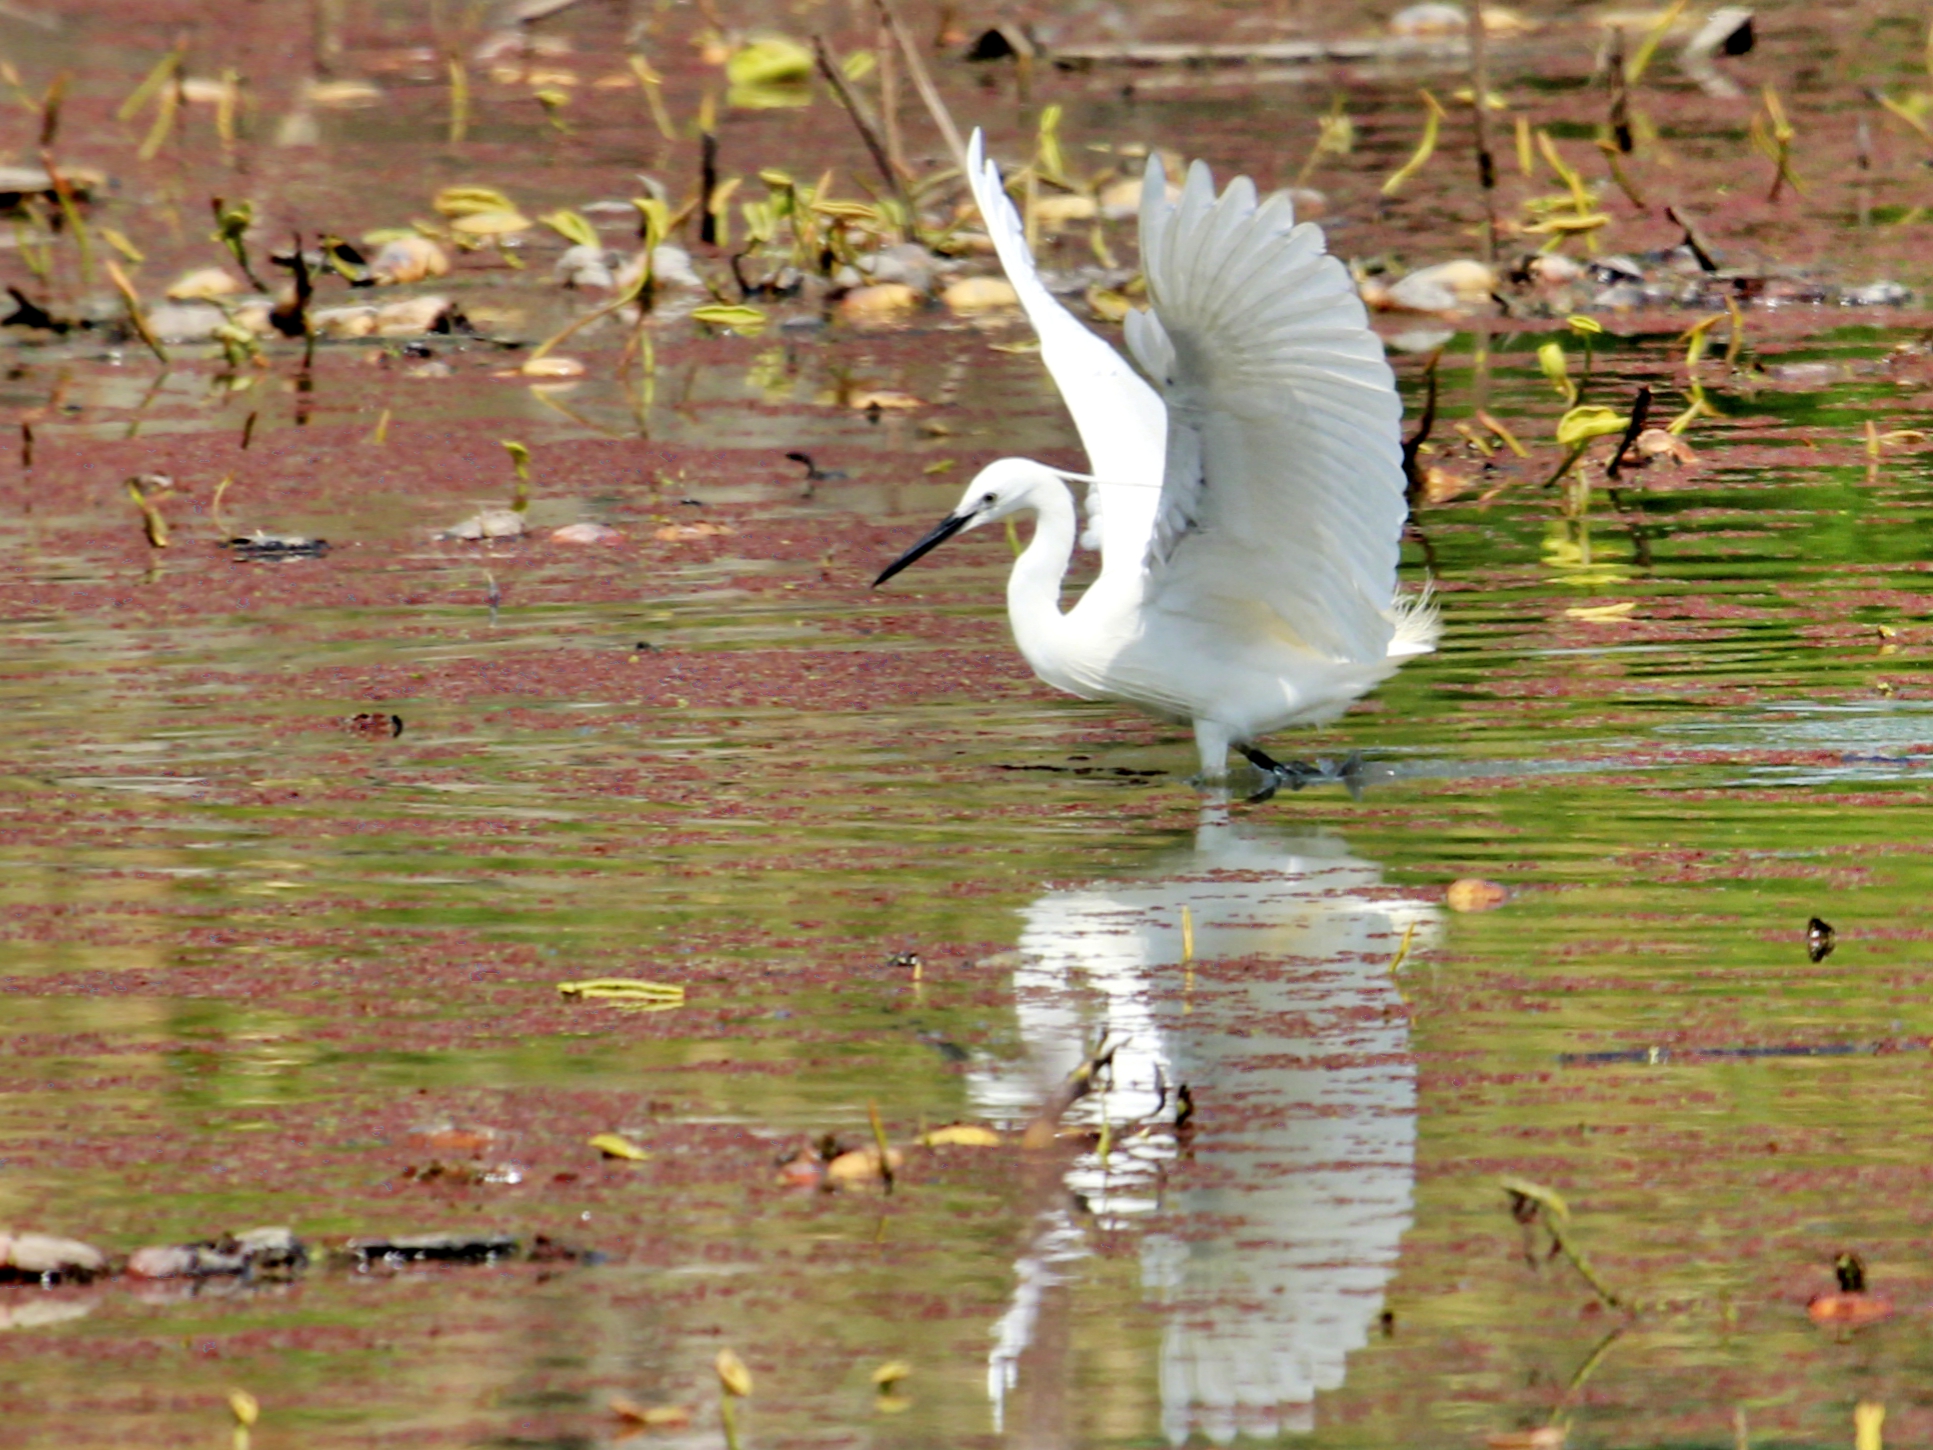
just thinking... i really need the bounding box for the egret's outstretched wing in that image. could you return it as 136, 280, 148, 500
1126, 158, 1406, 663
965, 129, 1165, 567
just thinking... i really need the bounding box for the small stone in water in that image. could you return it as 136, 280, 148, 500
551, 522, 622, 544
369, 236, 450, 285
942, 276, 1019, 314
442, 508, 525, 541
837, 283, 924, 325
1841, 281, 1909, 307
166, 266, 243, 301
0, 1232, 107, 1281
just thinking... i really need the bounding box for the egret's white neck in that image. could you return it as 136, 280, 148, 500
1005, 471, 1079, 671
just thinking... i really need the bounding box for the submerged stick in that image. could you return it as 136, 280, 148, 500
1465, 8, 1497, 264
1401, 348, 1441, 506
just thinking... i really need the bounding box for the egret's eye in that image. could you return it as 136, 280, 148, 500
980, 493, 996, 509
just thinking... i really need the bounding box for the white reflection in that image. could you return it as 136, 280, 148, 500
974, 805, 1438, 1445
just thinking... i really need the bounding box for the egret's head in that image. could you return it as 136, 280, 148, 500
872, 459, 1058, 588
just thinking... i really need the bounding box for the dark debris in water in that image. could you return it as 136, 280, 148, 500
222, 531, 331, 561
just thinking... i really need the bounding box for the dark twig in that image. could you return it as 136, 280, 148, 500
1465, 6, 1497, 265
1605, 28, 1632, 153
699, 131, 719, 246
874, 0, 966, 170
812, 35, 918, 241
1605, 384, 1651, 478
1664, 204, 1720, 272
1402, 349, 1441, 507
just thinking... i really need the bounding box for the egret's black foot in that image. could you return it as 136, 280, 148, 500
1237, 746, 1369, 804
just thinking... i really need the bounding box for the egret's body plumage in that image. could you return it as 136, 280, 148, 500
875, 132, 1436, 779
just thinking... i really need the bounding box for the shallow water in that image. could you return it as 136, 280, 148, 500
7, 3, 1933, 1448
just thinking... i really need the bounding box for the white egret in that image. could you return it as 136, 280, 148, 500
874, 131, 1437, 787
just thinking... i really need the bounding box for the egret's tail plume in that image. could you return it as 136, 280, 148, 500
1388, 582, 1440, 659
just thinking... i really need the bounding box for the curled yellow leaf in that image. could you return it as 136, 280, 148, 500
1381, 90, 1447, 197
715, 1348, 754, 1398
589, 1133, 650, 1161
1555, 405, 1629, 448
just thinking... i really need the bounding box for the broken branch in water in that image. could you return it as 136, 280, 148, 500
1021, 1035, 1117, 1149
1502, 1176, 1626, 1309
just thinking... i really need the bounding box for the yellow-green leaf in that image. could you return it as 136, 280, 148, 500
725, 37, 812, 87
1500, 1175, 1570, 1221
690, 303, 769, 335
435, 184, 516, 217
589, 1132, 650, 1161
1381, 90, 1447, 197
540, 209, 599, 249
715, 1348, 754, 1397
921, 1123, 1000, 1147
226, 1389, 260, 1428
558, 977, 685, 1007
1565, 314, 1604, 335
99, 226, 144, 264
1555, 405, 1629, 448
450, 209, 532, 237
631, 197, 671, 251
1537, 340, 1573, 400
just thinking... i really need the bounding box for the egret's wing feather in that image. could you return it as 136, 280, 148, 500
966, 130, 1165, 565
1130, 157, 1406, 663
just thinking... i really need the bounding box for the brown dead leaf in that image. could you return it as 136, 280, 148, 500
847, 389, 921, 411
1446, 878, 1509, 912
1484, 1429, 1564, 1450
521, 356, 585, 378
1635, 428, 1696, 465
825, 1146, 904, 1183
407, 1124, 499, 1155
1422, 465, 1472, 504
1808, 1292, 1895, 1326
776, 1149, 824, 1187
609, 1396, 692, 1428
942, 277, 1018, 314
836, 283, 923, 325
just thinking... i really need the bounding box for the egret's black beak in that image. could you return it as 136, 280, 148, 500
873, 511, 973, 588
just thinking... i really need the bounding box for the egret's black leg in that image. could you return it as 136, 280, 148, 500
1236, 743, 1323, 803
1238, 745, 1373, 803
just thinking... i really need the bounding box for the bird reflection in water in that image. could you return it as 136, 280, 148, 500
972, 805, 1440, 1445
